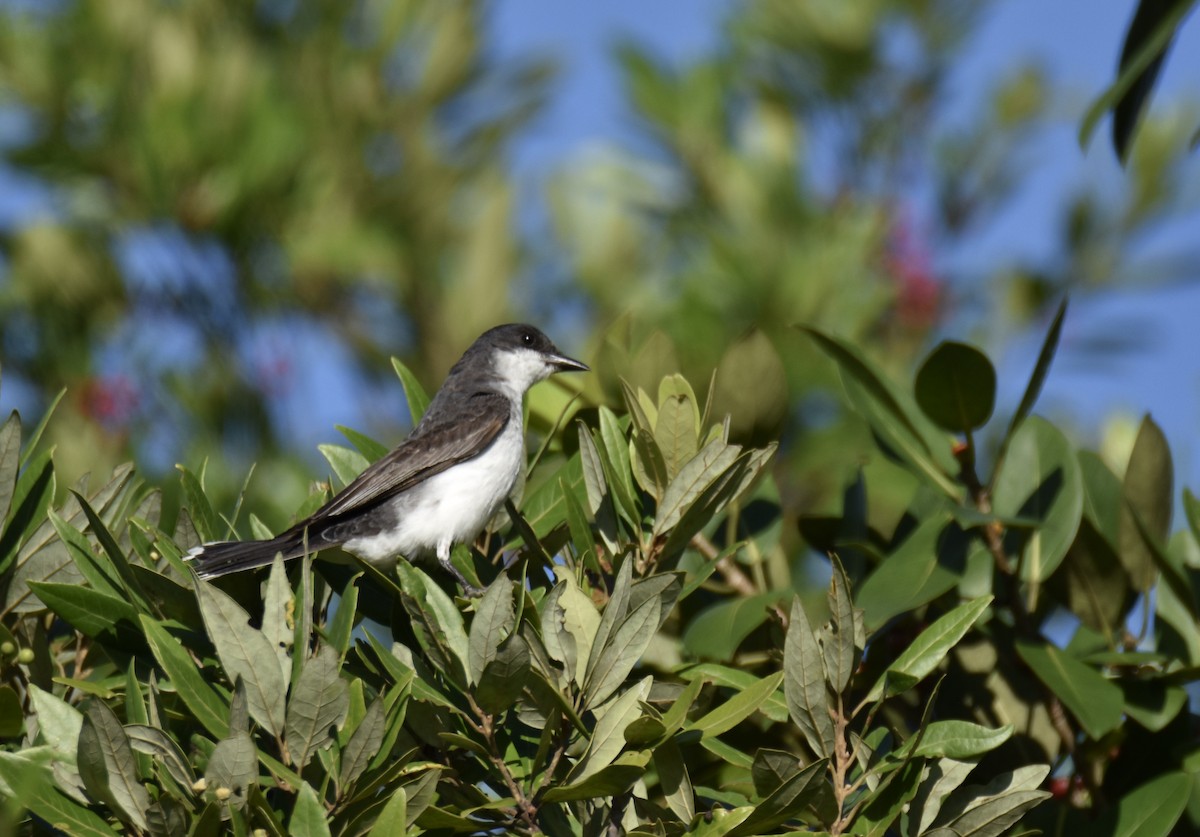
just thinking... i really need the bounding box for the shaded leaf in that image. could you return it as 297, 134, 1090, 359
1016, 641, 1123, 739
914, 341, 996, 433
784, 596, 835, 757
286, 646, 349, 769
1118, 414, 1172, 590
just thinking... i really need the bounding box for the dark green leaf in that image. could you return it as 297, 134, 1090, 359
341, 697, 386, 790
1102, 770, 1189, 837
126, 724, 196, 790
197, 578, 287, 736
0, 411, 21, 526
468, 574, 514, 684
583, 594, 659, 708
856, 514, 965, 629
823, 556, 858, 693
682, 590, 784, 662
140, 615, 228, 739
850, 759, 924, 837
1016, 641, 1123, 739
543, 752, 649, 802
726, 758, 829, 837
1119, 414, 1172, 590
289, 780, 332, 837
654, 737, 695, 824
204, 731, 257, 811
476, 632, 532, 714
391, 357, 431, 424
26, 581, 140, 642
914, 341, 996, 432
865, 595, 992, 702
77, 700, 150, 831
991, 417, 1083, 583
999, 298, 1067, 469
0, 754, 114, 837
783, 596, 835, 758
286, 646, 349, 769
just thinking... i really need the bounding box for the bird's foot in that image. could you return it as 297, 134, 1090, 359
440, 555, 483, 597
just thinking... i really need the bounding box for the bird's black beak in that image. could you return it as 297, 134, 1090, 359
548, 353, 589, 373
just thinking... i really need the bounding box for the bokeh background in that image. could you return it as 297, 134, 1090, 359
0, 0, 1198, 540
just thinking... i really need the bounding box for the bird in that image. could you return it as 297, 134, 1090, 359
186, 324, 588, 591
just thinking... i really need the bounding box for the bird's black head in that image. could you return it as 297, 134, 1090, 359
472, 324, 589, 392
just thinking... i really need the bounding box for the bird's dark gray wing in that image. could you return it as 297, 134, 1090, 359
301, 391, 510, 527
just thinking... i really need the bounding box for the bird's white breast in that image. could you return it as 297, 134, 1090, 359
343, 415, 525, 564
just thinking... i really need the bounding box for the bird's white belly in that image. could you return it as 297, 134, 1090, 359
343, 423, 523, 564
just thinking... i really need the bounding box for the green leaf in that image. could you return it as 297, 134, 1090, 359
77, 700, 150, 831
0, 411, 21, 526
543, 570, 600, 687
178, 465, 219, 542
865, 595, 992, 703
850, 759, 925, 837
998, 298, 1067, 470
914, 341, 997, 433
391, 357, 431, 425
908, 757, 978, 835
1063, 519, 1129, 638
476, 632, 532, 715
318, 444, 369, 487
654, 736, 695, 824
991, 416, 1084, 583
27, 684, 82, 761
784, 596, 835, 758
1102, 771, 1189, 837
725, 759, 829, 837
0, 753, 114, 837
26, 581, 140, 642
897, 720, 1012, 759
597, 406, 640, 526
341, 696, 386, 790
710, 329, 788, 446
289, 780, 332, 837
682, 591, 783, 662
929, 789, 1050, 837
286, 645, 349, 769
655, 384, 699, 478
688, 671, 784, 739
140, 615, 228, 738
570, 676, 652, 782
396, 562, 469, 685
336, 424, 390, 461
467, 574, 514, 684
126, 724, 196, 790
262, 555, 294, 687
823, 556, 858, 693
653, 437, 740, 535
205, 731, 257, 811
366, 787, 407, 837
584, 594, 660, 709
1016, 641, 1123, 739
197, 578, 287, 736
542, 751, 649, 802
856, 514, 964, 629
801, 326, 959, 497
1118, 414, 1172, 590
1079, 0, 1196, 158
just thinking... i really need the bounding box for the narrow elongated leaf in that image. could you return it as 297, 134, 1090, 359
929, 790, 1050, 837
998, 299, 1067, 469
656, 391, 699, 479
476, 632, 532, 714
318, 444, 369, 487
898, 720, 1012, 759
337, 424, 390, 461
1119, 414, 1172, 590
290, 780, 333, 837
77, 701, 150, 831
726, 759, 829, 837
261, 555, 293, 687
585, 559, 634, 680
653, 438, 740, 535
367, 787, 407, 837
341, 697, 386, 790
468, 575, 514, 685
28, 684, 83, 761
27, 581, 140, 641
0, 411, 21, 526
391, 357, 431, 424
688, 671, 784, 739
570, 676, 652, 782
286, 646, 349, 769
542, 751, 650, 802
140, 616, 228, 739
865, 595, 993, 702
0, 755, 114, 837
823, 557, 857, 693
597, 407, 640, 525
909, 758, 978, 834
583, 594, 660, 708
655, 736, 695, 823
784, 597, 835, 757
1104, 771, 1189, 837
850, 759, 925, 837
1016, 641, 1123, 739
197, 579, 286, 736
126, 724, 196, 790
856, 514, 964, 628
395, 562, 469, 685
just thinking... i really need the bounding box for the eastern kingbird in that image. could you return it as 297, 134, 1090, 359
187, 324, 588, 591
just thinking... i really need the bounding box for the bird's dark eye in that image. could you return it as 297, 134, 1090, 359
522, 332, 534, 346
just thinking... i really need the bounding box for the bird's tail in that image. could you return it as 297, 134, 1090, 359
186, 532, 310, 579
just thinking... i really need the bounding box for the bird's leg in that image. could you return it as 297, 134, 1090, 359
438, 541, 483, 596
